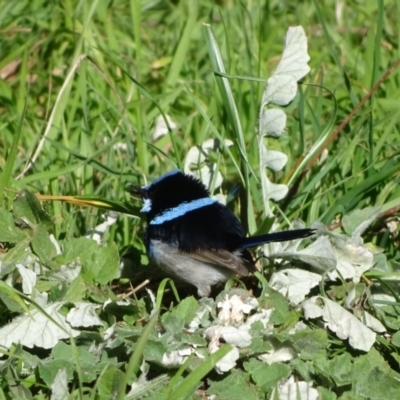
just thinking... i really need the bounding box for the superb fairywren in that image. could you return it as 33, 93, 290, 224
129, 170, 314, 297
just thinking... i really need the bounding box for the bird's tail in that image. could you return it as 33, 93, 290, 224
240, 228, 315, 248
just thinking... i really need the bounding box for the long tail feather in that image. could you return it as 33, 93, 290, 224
240, 228, 315, 248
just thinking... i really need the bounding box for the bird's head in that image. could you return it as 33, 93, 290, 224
127, 170, 211, 223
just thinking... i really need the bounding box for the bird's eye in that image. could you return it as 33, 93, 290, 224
141, 189, 149, 199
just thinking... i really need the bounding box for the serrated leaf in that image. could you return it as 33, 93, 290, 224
262, 149, 288, 172
0, 302, 80, 349
261, 174, 288, 203
291, 236, 337, 271
248, 337, 273, 354
50, 368, 68, 400
187, 297, 214, 332
258, 26, 310, 216
66, 302, 103, 328
92, 242, 120, 284
330, 241, 373, 283
46, 341, 100, 384
259, 108, 286, 137
144, 340, 168, 364
360, 311, 386, 333
316, 387, 337, 400
275, 375, 319, 400
269, 269, 322, 305
262, 75, 300, 107
261, 26, 310, 107
303, 296, 375, 351
16, 264, 36, 295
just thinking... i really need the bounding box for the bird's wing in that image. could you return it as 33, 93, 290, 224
186, 249, 255, 277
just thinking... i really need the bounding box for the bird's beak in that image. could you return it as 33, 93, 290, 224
125, 184, 144, 199
126, 184, 152, 213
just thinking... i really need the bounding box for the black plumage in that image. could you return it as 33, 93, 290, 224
129, 170, 314, 297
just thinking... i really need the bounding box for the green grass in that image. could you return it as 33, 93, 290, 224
1, 0, 400, 398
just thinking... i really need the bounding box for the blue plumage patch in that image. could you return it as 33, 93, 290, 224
150, 197, 217, 225
143, 169, 180, 190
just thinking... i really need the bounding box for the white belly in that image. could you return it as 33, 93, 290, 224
149, 240, 235, 297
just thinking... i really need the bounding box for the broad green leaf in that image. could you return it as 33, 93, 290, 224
31, 223, 59, 268
58, 237, 97, 264
391, 331, 400, 348
314, 353, 353, 387
13, 189, 53, 228
62, 237, 119, 284
170, 296, 199, 325
290, 328, 329, 360
63, 275, 87, 302
352, 349, 400, 399
0, 280, 29, 313
97, 366, 125, 399
161, 313, 184, 336
0, 239, 31, 278
207, 369, 259, 400
86, 241, 119, 285
39, 361, 74, 388
0, 208, 27, 242
244, 358, 291, 390
259, 287, 291, 326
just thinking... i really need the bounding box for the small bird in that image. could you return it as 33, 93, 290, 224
128, 170, 314, 297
